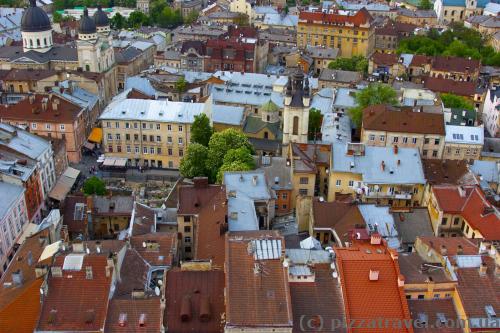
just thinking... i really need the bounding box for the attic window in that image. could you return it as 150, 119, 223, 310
139, 313, 147, 327
118, 313, 127, 327
417, 313, 428, 325
369, 269, 379, 281
85, 309, 95, 324
48, 309, 57, 325
485, 305, 496, 318
436, 313, 446, 324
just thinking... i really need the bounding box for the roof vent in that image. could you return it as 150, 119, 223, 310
85, 309, 95, 324
85, 266, 93, 280
369, 269, 379, 281
479, 262, 488, 276
48, 309, 57, 325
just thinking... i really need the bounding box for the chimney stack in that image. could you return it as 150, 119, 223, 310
440, 244, 447, 256
393, 145, 398, 154
86, 266, 93, 280
479, 262, 488, 276
381, 161, 385, 172
457, 244, 463, 255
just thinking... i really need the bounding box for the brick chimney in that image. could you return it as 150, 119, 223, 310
440, 244, 447, 256
479, 262, 488, 276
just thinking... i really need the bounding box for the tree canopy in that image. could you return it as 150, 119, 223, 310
397, 23, 500, 66
308, 108, 322, 140
206, 129, 254, 182
180, 128, 255, 183
179, 143, 209, 179
441, 93, 474, 111
328, 56, 368, 74
175, 77, 188, 94
418, 0, 432, 10
83, 176, 107, 196
348, 83, 398, 127
190, 114, 213, 147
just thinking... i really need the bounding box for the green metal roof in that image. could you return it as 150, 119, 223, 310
260, 100, 280, 113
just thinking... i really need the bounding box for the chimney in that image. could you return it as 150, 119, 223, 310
85, 266, 93, 279
370, 233, 382, 245
51, 266, 63, 277
398, 274, 405, 287
35, 265, 48, 278
479, 262, 488, 276
252, 175, 258, 186
381, 161, 385, 171
28, 94, 35, 104
440, 244, 447, 256
199, 295, 211, 322
11, 269, 23, 286
369, 269, 379, 281
52, 99, 58, 111
118, 313, 127, 327
397, 159, 401, 166
180, 296, 192, 322
73, 241, 84, 253
394, 145, 398, 154
457, 244, 463, 255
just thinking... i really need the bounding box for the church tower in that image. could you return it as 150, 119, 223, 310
77, 8, 115, 73
282, 71, 311, 145
21, 0, 53, 53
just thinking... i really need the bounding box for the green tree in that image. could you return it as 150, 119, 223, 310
191, 113, 213, 147
184, 10, 199, 24
216, 161, 253, 183
328, 56, 368, 74
175, 77, 188, 93
308, 108, 322, 140
441, 93, 474, 111
418, 0, 432, 9
222, 147, 255, 169
53, 11, 63, 23
110, 13, 126, 29
206, 129, 253, 182
179, 143, 209, 179
127, 11, 150, 28
83, 176, 107, 196
348, 83, 398, 127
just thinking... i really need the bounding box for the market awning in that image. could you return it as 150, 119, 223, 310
101, 157, 128, 167
48, 167, 81, 201
88, 128, 103, 143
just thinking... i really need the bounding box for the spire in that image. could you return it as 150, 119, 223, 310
304, 76, 310, 97
286, 76, 292, 96
29, 0, 36, 7
83, 8, 89, 16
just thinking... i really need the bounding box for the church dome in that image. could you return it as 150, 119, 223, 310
93, 5, 109, 27
260, 100, 279, 113
79, 8, 97, 34
21, 0, 51, 32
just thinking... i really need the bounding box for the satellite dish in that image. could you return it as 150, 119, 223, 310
330, 262, 336, 270
332, 271, 338, 278
157, 280, 163, 286
142, 242, 147, 248
325, 246, 333, 251
86, 248, 90, 254
154, 286, 160, 296
96, 247, 101, 254
282, 259, 289, 268
39, 288, 44, 295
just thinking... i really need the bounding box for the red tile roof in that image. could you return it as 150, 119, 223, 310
165, 269, 225, 333
456, 257, 500, 329
177, 179, 225, 215
37, 254, 112, 332
225, 231, 293, 329
418, 236, 480, 257
409, 55, 432, 67
130, 202, 157, 236
289, 264, 346, 333
372, 52, 399, 66
362, 104, 445, 135
0, 94, 83, 124
105, 298, 162, 333
407, 299, 462, 333
335, 240, 413, 333
0, 229, 51, 333
432, 186, 500, 240
312, 199, 366, 246
431, 55, 480, 74
299, 8, 373, 26
194, 190, 227, 268
130, 232, 178, 267
423, 77, 475, 97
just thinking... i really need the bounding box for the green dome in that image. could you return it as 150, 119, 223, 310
260, 100, 279, 113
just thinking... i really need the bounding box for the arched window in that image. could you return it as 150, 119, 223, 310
293, 116, 299, 135
29, 39, 33, 47
264, 131, 269, 139
266, 115, 270, 122
36, 39, 40, 47
49, 36, 52, 44
85, 64, 90, 71
44, 38, 47, 46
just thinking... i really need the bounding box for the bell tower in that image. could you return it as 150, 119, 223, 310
282, 71, 310, 146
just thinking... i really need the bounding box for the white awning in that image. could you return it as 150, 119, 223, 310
102, 157, 128, 167
48, 167, 81, 201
